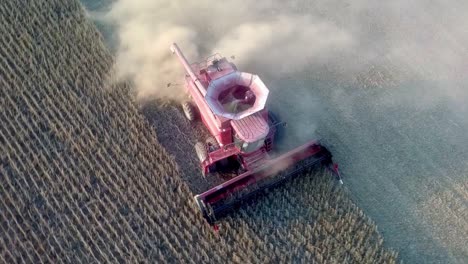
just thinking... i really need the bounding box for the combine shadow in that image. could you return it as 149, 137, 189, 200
139, 99, 224, 194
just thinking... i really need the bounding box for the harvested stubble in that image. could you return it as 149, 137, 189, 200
0, 0, 398, 263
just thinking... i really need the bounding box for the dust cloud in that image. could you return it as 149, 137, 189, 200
102, 0, 354, 101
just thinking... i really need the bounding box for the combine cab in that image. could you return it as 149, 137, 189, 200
170, 43, 342, 224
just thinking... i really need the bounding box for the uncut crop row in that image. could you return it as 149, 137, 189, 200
0, 0, 397, 263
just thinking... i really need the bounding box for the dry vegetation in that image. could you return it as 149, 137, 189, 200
0, 0, 398, 263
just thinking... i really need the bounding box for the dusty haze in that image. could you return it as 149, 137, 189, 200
102, 0, 354, 101
102, 0, 468, 99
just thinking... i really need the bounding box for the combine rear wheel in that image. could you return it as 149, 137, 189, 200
195, 142, 208, 162
182, 101, 196, 121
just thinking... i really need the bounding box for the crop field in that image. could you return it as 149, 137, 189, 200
0, 0, 398, 263
99, 1, 468, 263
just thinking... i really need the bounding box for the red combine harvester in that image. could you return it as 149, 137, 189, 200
170, 43, 342, 224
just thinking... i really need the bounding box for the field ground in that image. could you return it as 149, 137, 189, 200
82, 1, 468, 263
0, 0, 397, 263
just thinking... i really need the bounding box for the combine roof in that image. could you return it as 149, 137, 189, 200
230, 112, 269, 143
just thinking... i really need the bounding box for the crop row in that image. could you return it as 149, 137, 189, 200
0, 0, 398, 263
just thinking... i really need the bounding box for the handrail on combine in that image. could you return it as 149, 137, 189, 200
209, 143, 240, 161
170, 43, 208, 96
191, 53, 223, 70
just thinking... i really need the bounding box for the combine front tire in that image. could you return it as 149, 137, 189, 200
182, 101, 196, 121
195, 142, 208, 162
